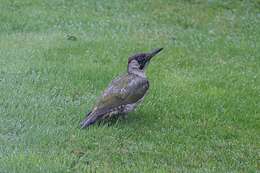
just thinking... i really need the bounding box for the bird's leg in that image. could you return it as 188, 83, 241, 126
121, 113, 128, 120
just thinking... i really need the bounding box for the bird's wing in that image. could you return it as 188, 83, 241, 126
92, 74, 149, 117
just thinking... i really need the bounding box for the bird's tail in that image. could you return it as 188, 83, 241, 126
80, 111, 97, 128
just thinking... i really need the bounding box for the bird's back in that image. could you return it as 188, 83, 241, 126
94, 73, 149, 113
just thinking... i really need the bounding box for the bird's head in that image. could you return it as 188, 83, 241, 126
127, 48, 163, 73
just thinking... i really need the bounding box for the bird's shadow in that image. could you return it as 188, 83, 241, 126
96, 114, 128, 127
85, 112, 144, 128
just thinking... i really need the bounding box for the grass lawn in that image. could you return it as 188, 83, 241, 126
0, 0, 259, 172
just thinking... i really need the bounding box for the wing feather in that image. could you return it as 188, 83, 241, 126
92, 74, 149, 117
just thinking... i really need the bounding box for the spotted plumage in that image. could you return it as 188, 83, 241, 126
80, 48, 163, 128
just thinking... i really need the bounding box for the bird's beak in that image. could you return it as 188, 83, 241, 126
146, 48, 163, 61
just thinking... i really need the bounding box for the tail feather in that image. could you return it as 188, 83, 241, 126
80, 111, 97, 128
80, 108, 112, 128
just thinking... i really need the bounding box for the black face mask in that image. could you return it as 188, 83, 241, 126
136, 55, 147, 70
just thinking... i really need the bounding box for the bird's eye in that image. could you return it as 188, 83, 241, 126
138, 55, 145, 61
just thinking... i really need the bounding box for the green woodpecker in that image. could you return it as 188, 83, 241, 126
80, 48, 163, 128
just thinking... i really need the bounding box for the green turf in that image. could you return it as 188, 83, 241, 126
0, 0, 259, 172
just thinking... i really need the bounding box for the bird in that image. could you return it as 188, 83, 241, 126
80, 48, 163, 128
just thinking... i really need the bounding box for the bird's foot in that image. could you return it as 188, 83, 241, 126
121, 113, 128, 120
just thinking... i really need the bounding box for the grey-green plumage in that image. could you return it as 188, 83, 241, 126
80, 48, 163, 128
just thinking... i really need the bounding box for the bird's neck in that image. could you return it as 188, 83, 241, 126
128, 69, 146, 78
127, 60, 146, 78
